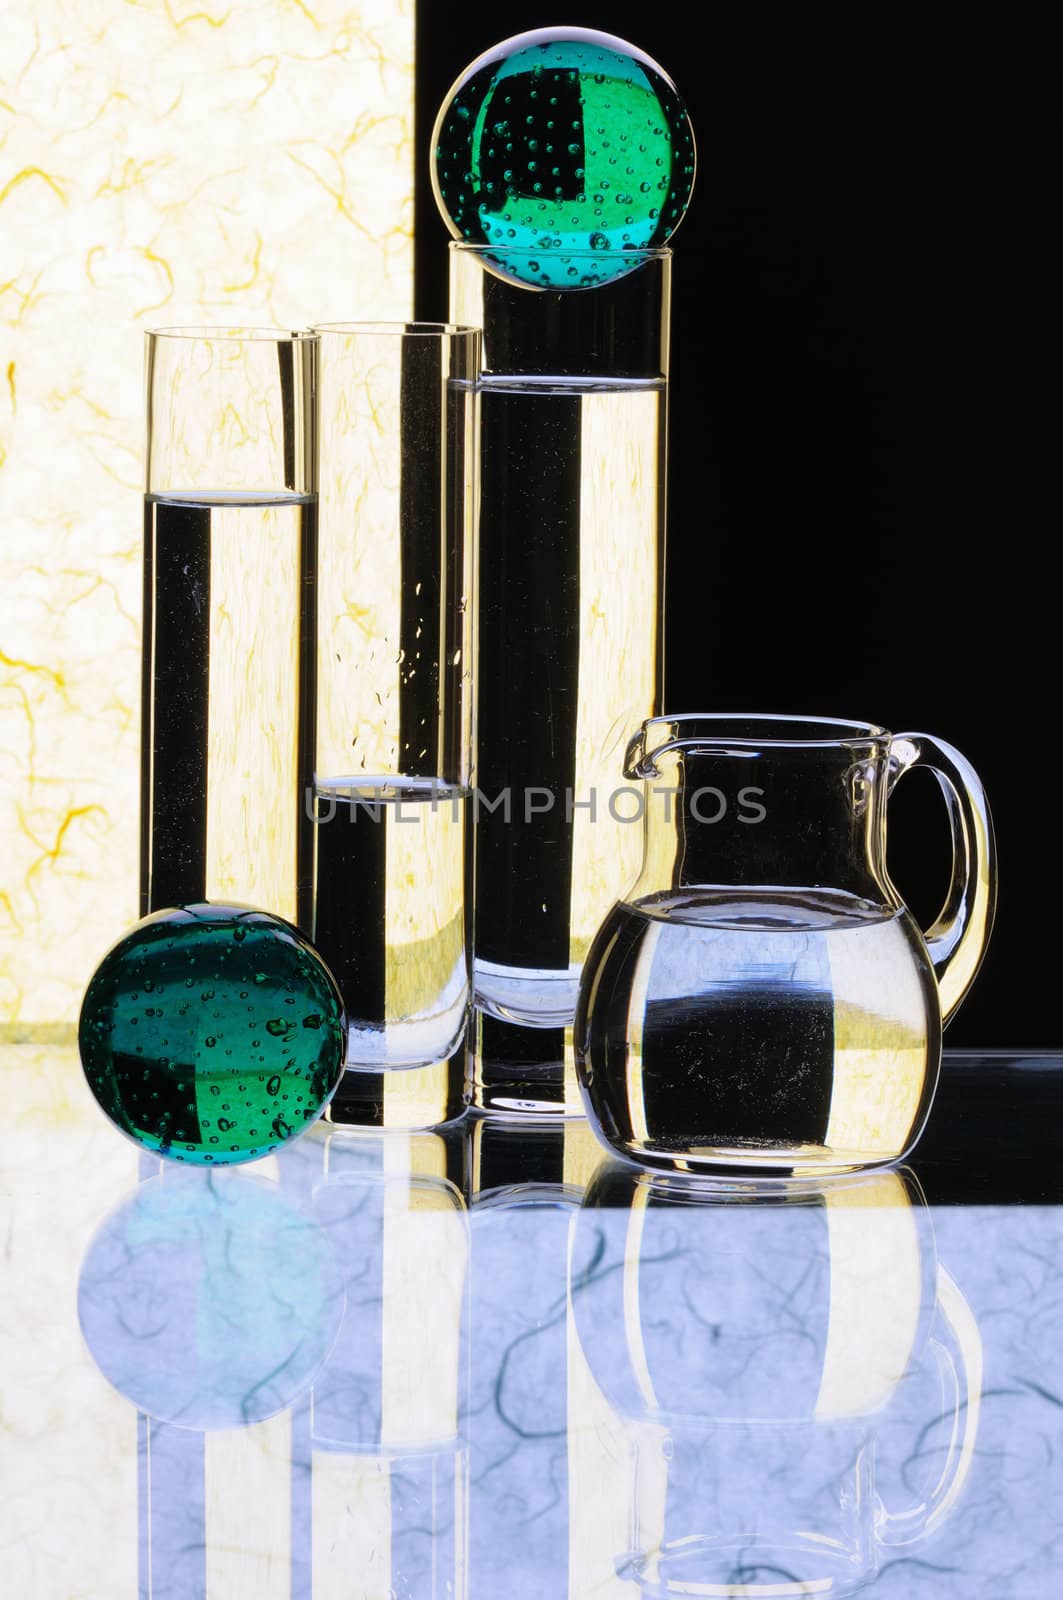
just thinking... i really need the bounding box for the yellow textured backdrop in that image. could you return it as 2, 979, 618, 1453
0, 0, 414, 1031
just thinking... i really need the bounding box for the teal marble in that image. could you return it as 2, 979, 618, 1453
78, 903, 347, 1165
431, 26, 696, 289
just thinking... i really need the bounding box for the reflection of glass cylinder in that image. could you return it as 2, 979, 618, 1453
308, 1128, 470, 1599
466, 1115, 608, 1600
141, 328, 318, 924
467, 1184, 575, 1600
312, 324, 479, 1129
450, 246, 669, 1068
137, 1420, 208, 1599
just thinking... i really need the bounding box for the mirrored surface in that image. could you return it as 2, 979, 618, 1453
2, 1038, 1062, 1597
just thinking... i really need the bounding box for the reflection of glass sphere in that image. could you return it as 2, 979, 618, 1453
79, 903, 347, 1166
432, 26, 695, 289
78, 1170, 343, 1429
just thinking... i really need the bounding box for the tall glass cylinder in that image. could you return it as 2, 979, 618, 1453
141, 327, 318, 925
312, 324, 479, 1129
450, 245, 669, 1102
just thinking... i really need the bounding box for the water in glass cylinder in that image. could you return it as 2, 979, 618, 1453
312, 778, 469, 1069
473, 373, 664, 1026
141, 491, 317, 925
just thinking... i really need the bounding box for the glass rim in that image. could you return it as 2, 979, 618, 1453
638, 712, 891, 751
145, 325, 316, 342
449, 240, 671, 262
311, 320, 480, 339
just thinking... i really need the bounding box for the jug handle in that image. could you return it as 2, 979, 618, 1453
889, 733, 997, 1024
875, 1264, 983, 1547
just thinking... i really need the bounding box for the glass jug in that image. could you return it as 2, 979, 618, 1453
574, 714, 996, 1175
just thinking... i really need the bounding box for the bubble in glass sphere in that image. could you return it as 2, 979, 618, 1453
78, 903, 347, 1165
431, 26, 696, 289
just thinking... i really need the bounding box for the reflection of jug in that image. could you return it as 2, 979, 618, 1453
569, 1165, 982, 1597
575, 714, 996, 1173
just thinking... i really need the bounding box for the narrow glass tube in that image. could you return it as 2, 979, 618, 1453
312, 323, 480, 1128
141, 327, 318, 927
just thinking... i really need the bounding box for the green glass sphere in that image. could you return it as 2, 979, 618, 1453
431, 26, 696, 289
79, 903, 347, 1165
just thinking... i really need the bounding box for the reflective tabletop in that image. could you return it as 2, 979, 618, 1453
2, 1044, 1061, 1599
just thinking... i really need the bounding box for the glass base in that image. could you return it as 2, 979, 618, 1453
345, 994, 467, 1071
467, 1007, 584, 1118
595, 1135, 893, 1180
325, 1042, 468, 1131
472, 958, 579, 1027
470, 1088, 581, 1119
620, 1533, 869, 1598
